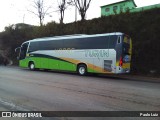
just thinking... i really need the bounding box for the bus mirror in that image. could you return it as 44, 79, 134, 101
17, 56, 19, 60
15, 47, 20, 52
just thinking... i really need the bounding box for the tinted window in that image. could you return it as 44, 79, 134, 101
28, 35, 118, 51
117, 36, 121, 44
63, 36, 110, 49
87, 36, 108, 49
63, 39, 78, 49
28, 42, 39, 52
28, 40, 63, 52
108, 35, 118, 49
39, 40, 62, 50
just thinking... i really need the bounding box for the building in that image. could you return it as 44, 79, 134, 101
101, 0, 160, 16
101, 0, 137, 16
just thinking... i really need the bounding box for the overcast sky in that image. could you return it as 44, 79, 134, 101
0, 0, 159, 31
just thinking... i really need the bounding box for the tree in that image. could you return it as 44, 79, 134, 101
73, 0, 92, 21
57, 0, 67, 24
28, 0, 51, 26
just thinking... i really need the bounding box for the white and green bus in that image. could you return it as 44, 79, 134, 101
15, 32, 132, 75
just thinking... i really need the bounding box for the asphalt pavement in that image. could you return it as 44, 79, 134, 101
0, 66, 160, 120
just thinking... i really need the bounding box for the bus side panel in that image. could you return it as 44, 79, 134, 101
40, 58, 49, 69
93, 58, 103, 73
103, 49, 116, 73
27, 57, 41, 68
59, 60, 76, 71
48, 59, 60, 70
48, 58, 76, 71
19, 59, 28, 68
19, 57, 41, 69
79, 58, 94, 73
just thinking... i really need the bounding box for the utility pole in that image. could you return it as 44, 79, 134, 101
75, 0, 77, 22
23, 14, 25, 23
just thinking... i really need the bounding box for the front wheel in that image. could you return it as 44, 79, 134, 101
77, 65, 87, 75
29, 62, 35, 70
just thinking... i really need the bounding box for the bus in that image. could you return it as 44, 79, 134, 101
15, 32, 132, 75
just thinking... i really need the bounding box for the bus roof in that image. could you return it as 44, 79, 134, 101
27, 32, 124, 43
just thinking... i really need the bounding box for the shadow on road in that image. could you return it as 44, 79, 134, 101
3, 66, 159, 83
20, 67, 160, 83
22, 68, 131, 81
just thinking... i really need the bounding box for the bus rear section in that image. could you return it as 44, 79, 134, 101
116, 34, 132, 74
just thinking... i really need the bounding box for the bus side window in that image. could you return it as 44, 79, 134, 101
117, 36, 121, 44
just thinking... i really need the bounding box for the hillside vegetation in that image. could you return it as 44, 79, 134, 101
0, 8, 160, 76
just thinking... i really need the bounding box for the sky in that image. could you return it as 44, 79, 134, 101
0, 0, 159, 32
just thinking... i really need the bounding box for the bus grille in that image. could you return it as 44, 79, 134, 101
104, 60, 112, 72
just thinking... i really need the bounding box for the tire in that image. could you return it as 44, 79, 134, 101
77, 65, 87, 75
29, 62, 35, 70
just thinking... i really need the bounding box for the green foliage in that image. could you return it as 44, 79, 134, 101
0, 8, 160, 75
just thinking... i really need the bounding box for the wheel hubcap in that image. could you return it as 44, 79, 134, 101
30, 64, 34, 70
79, 67, 85, 75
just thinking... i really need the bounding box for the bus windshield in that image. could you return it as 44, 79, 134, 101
19, 42, 29, 60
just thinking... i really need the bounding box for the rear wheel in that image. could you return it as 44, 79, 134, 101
77, 65, 87, 75
29, 62, 35, 70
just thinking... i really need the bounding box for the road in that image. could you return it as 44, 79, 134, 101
0, 66, 160, 120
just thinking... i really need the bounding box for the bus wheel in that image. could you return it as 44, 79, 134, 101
29, 62, 35, 70
78, 65, 87, 75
